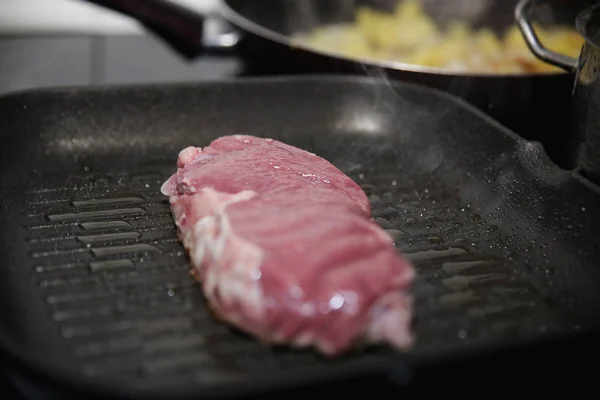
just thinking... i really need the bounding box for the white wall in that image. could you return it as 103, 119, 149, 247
0, 0, 220, 34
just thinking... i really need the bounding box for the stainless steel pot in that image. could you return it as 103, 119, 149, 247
518, 0, 600, 182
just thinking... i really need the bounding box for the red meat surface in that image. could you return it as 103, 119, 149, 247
161, 135, 415, 356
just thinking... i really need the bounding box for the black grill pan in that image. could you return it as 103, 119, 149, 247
1, 76, 600, 398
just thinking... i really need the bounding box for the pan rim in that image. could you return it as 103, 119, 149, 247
0, 73, 564, 147
0, 74, 583, 191
0, 73, 576, 163
219, 0, 573, 78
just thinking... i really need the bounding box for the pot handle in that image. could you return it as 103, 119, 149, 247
515, 0, 579, 72
83, 0, 239, 59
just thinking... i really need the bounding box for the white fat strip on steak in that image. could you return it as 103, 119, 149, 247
173, 187, 413, 352
177, 187, 266, 328
177, 187, 337, 349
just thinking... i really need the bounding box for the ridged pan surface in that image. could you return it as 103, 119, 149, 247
1, 76, 600, 399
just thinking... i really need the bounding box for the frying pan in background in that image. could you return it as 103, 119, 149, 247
1, 76, 600, 398
84, 0, 593, 166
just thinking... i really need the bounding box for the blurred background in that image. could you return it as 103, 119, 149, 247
0, 0, 240, 94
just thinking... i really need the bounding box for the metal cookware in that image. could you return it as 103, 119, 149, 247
518, 0, 600, 183
1, 76, 600, 398
85, 0, 591, 160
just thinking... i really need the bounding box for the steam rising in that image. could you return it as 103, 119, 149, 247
355, 64, 448, 174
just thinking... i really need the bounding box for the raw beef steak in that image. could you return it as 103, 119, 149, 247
161, 135, 415, 356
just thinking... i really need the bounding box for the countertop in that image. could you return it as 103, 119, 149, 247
0, 34, 240, 95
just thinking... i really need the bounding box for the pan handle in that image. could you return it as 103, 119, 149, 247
83, 0, 239, 59
515, 0, 579, 72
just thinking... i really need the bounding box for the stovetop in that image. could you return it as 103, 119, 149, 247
0, 34, 242, 95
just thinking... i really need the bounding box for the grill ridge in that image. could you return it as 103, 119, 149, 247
22, 169, 574, 383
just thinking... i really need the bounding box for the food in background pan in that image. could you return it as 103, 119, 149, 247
161, 135, 415, 356
292, 0, 583, 74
